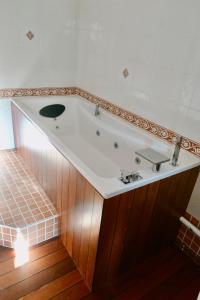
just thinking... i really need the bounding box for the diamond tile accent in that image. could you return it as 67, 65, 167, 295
123, 68, 129, 78
26, 31, 34, 40
0, 150, 60, 248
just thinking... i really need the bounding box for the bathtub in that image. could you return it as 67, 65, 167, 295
12, 96, 200, 198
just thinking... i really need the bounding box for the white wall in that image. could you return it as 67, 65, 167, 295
0, 100, 14, 149
0, 0, 79, 88
76, 0, 200, 143
0, 0, 79, 150
76, 0, 200, 220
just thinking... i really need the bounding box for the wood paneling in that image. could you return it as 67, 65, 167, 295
93, 168, 199, 298
60, 163, 104, 289
12, 104, 104, 289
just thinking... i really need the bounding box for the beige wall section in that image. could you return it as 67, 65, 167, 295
187, 174, 200, 221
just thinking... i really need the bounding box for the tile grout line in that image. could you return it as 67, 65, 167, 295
0, 150, 60, 248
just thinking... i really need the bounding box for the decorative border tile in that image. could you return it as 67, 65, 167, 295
74, 88, 200, 158
0, 87, 76, 98
0, 86, 200, 158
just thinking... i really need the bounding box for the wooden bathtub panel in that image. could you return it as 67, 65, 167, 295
61, 166, 104, 288
86, 192, 104, 288
93, 167, 199, 298
12, 104, 104, 289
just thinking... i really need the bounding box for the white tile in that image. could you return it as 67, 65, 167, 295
189, 75, 200, 111
76, 0, 200, 146
0, 0, 79, 88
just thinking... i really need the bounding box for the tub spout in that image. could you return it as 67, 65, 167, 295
171, 136, 183, 166
95, 104, 100, 116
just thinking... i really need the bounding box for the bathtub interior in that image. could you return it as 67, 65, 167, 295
15, 96, 173, 178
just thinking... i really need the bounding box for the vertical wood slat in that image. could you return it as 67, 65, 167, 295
86, 192, 104, 288
66, 165, 77, 256
119, 181, 160, 272
72, 173, 86, 264
79, 183, 95, 276
12, 104, 104, 289
60, 157, 70, 249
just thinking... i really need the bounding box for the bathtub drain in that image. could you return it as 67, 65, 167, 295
96, 130, 100, 136
114, 142, 119, 149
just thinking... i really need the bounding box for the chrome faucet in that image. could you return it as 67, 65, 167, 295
171, 136, 183, 166
94, 104, 100, 116
120, 169, 143, 184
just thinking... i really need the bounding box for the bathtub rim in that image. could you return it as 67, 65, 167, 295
11, 96, 200, 199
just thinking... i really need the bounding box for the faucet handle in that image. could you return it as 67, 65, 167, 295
120, 169, 143, 184
120, 169, 130, 183
171, 135, 183, 167
173, 135, 183, 145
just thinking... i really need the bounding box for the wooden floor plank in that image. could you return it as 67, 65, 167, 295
174, 276, 200, 300
115, 250, 191, 300
0, 239, 63, 276
0, 257, 75, 300
20, 270, 82, 300
141, 263, 200, 300
0, 239, 199, 300
0, 248, 68, 289
0, 246, 15, 263
82, 293, 101, 300
116, 246, 180, 293
51, 281, 90, 300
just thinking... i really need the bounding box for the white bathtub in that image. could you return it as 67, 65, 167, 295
12, 96, 200, 198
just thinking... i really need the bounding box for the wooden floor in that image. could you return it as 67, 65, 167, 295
0, 239, 90, 300
0, 239, 199, 300
114, 247, 200, 300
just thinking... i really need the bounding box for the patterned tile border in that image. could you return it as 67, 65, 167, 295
74, 88, 200, 158
176, 212, 200, 264
0, 87, 76, 98
0, 86, 200, 158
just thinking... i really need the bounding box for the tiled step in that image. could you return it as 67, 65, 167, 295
0, 150, 60, 248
